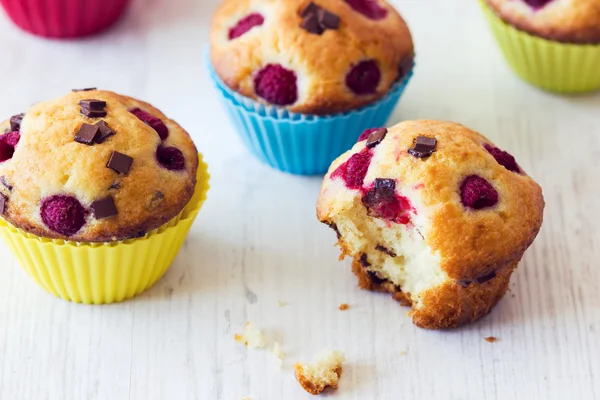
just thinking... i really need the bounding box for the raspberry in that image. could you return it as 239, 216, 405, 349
484, 144, 520, 173
1, 131, 20, 147
229, 13, 264, 40
40, 195, 87, 236
331, 149, 373, 190
523, 0, 552, 8
254, 64, 298, 106
130, 108, 169, 140
460, 175, 499, 210
357, 128, 382, 142
157, 145, 186, 171
0, 141, 14, 163
346, 0, 388, 20
362, 178, 413, 224
346, 60, 381, 95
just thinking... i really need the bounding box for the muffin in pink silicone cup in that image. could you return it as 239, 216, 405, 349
0, 0, 130, 38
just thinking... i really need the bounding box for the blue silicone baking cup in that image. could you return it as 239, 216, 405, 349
208, 61, 414, 175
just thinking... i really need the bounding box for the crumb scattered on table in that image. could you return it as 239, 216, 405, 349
270, 342, 285, 370
338, 303, 349, 311
242, 397, 252, 400
277, 300, 286, 307
484, 336, 498, 343
234, 322, 266, 348
399, 351, 407, 356
294, 350, 345, 395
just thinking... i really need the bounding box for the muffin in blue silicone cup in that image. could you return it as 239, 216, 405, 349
209, 0, 414, 175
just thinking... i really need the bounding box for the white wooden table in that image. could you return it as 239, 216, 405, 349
0, 0, 598, 399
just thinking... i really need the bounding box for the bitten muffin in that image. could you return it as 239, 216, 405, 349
487, 0, 600, 43
0, 89, 198, 242
210, 0, 414, 115
316, 120, 544, 329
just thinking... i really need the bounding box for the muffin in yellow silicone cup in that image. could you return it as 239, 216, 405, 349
0, 89, 209, 304
479, 0, 600, 93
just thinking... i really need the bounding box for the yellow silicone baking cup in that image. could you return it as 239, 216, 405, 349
478, 0, 600, 93
0, 153, 209, 304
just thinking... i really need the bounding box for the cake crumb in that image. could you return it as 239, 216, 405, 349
242, 397, 252, 400
277, 300, 287, 307
294, 350, 345, 395
399, 351, 407, 356
338, 303, 349, 311
484, 336, 498, 343
270, 342, 285, 370
234, 322, 266, 348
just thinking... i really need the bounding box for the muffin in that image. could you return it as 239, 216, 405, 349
0, 89, 209, 304
316, 120, 544, 329
0, 0, 130, 38
480, 0, 600, 92
209, 0, 414, 174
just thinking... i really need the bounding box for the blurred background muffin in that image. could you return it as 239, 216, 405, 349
0, 0, 130, 38
479, 0, 600, 93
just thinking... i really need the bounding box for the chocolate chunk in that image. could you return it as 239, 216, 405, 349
81, 108, 108, 118
408, 136, 437, 158
80, 99, 107, 118
318, 8, 340, 30
0, 194, 6, 214
376, 244, 396, 258
457, 280, 471, 288
72, 88, 97, 92
109, 182, 120, 190
363, 178, 396, 205
367, 271, 385, 286
476, 271, 497, 284
74, 123, 100, 145
366, 128, 387, 148
374, 178, 395, 192
91, 196, 117, 219
106, 151, 133, 174
299, 2, 340, 35
0, 176, 12, 191
300, 2, 319, 17
300, 13, 324, 35
325, 221, 341, 239
94, 121, 115, 144
10, 114, 24, 132
79, 99, 106, 111
359, 253, 371, 268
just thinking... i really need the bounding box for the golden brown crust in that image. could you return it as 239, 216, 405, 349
294, 364, 342, 395
0, 90, 198, 242
210, 0, 414, 115
352, 256, 516, 329
486, 0, 600, 44
318, 120, 545, 282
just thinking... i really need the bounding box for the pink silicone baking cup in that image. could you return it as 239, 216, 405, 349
0, 0, 130, 38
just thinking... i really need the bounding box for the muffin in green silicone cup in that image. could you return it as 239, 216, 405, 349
479, 0, 600, 93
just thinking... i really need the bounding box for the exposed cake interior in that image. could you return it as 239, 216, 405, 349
328, 181, 446, 307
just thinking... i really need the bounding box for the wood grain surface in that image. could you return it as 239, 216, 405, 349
0, 0, 598, 399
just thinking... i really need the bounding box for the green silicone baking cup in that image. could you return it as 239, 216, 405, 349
478, 0, 600, 93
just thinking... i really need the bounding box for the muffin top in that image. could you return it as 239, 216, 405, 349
210, 0, 414, 115
0, 89, 199, 242
316, 120, 544, 281
487, 0, 600, 44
